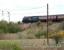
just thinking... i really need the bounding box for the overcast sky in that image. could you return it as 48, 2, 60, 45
0, 0, 64, 22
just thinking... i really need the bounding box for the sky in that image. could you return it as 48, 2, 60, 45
0, 0, 64, 22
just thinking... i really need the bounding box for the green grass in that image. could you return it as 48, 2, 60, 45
0, 40, 22, 50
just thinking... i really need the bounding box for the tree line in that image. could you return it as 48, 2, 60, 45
0, 20, 22, 33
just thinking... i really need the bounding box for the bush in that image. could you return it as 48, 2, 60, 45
59, 22, 64, 30
53, 35, 61, 45
8, 23, 21, 33
48, 21, 53, 25
35, 31, 47, 39
0, 20, 22, 33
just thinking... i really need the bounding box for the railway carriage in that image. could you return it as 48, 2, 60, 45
22, 14, 64, 23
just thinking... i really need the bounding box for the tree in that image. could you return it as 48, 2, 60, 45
0, 20, 22, 33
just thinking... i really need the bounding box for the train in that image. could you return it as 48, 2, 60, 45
22, 14, 64, 23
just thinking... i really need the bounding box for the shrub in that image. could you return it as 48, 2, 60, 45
49, 31, 63, 45
8, 23, 21, 33
35, 31, 47, 39
48, 21, 53, 25
0, 20, 22, 33
59, 22, 64, 30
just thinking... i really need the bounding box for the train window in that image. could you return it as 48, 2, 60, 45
32, 16, 38, 18
31, 16, 39, 22
32, 16, 39, 20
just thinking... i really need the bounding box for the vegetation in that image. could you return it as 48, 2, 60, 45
0, 40, 22, 50
19, 21, 64, 39
0, 20, 64, 40
0, 20, 22, 33
19, 22, 47, 39
58, 21, 64, 30
35, 31, 47, 39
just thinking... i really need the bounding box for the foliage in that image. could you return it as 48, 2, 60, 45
57, 31, 64, 38
49, 31, 64, 45
59, 22, 64, 30
0, 40, 22, 50
0, 20, 22, 33
17, 21, 21, 24
49, 28, 64, 39
18, 21, 64, 39
48, 21, 53, 25
35, 31, 47, 39
53, 35, 60, 45
8, 23, 21, 33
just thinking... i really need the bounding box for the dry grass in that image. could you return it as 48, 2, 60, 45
18, 22, 62, 39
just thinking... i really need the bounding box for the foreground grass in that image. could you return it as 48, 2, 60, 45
0, 40, 22, 50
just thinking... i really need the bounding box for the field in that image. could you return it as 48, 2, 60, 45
0, 21, 64, 50
0, 40, 22, 50
0, 39, 64, 50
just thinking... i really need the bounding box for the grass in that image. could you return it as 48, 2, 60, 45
0, 40, 22, 50
20, 22, 64, 39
